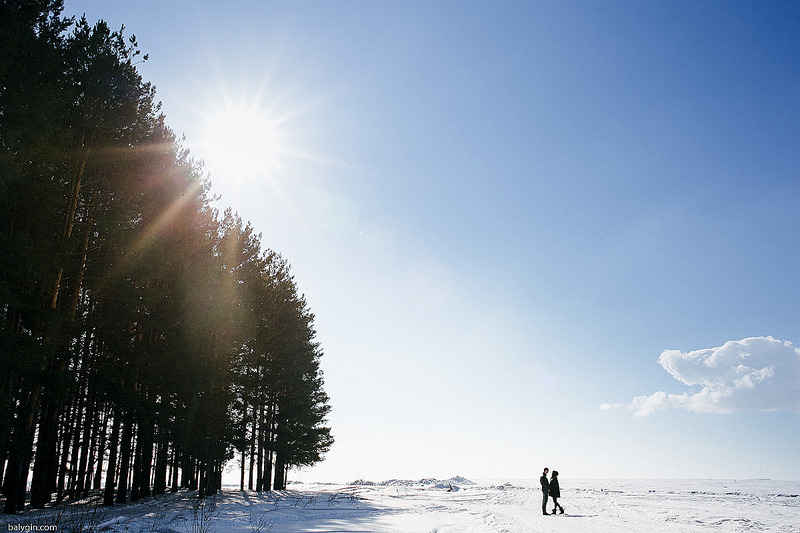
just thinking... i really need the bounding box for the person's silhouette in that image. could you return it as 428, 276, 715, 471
540, 468, 550, 515
549, 470, 564, 514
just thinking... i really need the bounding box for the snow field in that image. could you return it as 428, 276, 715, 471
1, 478, 798, 532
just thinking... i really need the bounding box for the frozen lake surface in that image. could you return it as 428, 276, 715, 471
2, 477, 798, 532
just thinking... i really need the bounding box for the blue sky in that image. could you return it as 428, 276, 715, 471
63, 1, 800, 481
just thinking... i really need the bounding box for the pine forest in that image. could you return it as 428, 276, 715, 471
0, 1, 333, 514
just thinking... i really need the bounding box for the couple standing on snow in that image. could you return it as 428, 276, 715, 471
540, 467, 564, 515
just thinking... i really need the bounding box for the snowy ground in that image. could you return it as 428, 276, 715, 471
2, 477, 798, 532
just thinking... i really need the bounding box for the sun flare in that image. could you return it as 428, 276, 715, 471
191, 79, 329, 225
198, 97, 285, 181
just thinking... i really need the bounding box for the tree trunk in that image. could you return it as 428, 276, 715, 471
136, 416, 154, 499
103, 413, 120, 506
255, 402, 264, 491
273, 452, 285, 491
87, 407, 107, 495
248, 410, 255, 490
75, 400, 94, 496
130, 431, 142, 502
153, 439, 168, 495
4, 386, 40, 514
181, 452, 193, 489
93, 408, 109, 491
205, 461, 216, 496
30, 396, 59, 508
56, 389, 80, 502
239, 447, 245, 491
184, 455, 198, 491
116, 418, 133, 503
190, 457, 198, 491
170, 447, 179, 492
68, 188, 97, 321
2, 446, 26, 514
263, 402, 274, 491
263, 448, 272, 492
66, 390, 87, 499
198, 461, 206, 498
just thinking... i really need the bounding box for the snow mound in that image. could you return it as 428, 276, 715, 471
447, 475, 475, 485
430, 482, 460, 492
98, 516, 126, 531
350, 476, 475, 488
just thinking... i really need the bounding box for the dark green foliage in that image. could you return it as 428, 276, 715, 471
0, 1, 332, 513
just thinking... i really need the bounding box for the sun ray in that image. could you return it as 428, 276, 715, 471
104, 180, 205, 283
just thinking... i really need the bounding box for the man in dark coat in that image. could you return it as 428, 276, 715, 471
540, 468, 550, 515
549, 470, 564, 514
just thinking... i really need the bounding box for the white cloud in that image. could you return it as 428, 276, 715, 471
627, 337, 800, 416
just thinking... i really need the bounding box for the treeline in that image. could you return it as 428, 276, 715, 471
0, 0, 332, 514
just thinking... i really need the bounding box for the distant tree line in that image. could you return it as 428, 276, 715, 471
0, 0, 332, 514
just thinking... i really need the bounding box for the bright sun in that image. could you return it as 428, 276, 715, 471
198, 97, 285, 181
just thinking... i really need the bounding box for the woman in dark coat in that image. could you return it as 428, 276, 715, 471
549, 470, 564, 514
